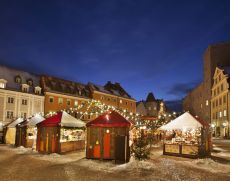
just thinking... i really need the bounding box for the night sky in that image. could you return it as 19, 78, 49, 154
1, 0, 230, 111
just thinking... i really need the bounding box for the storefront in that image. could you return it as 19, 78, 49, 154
159, 112, 211, 158
86, 111, 131, 163
36, 111, 85, 153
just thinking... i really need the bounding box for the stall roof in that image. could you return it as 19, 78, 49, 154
159, 112, 208, 130
37, 111, 85, 127
86, 111, 131, 128
27, 114, 45, 127
7, 118, 24, 128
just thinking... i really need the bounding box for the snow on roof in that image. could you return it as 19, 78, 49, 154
159, 112, 203, 130
0, 65, 40, 92
27, 114, 45, 127
7, 118, 24, 128
60, 111, 85, 127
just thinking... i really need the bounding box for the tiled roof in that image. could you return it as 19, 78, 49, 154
41, 75, 90, 98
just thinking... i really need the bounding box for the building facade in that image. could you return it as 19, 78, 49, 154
211, 67, 230, 138
0, 66, 44, 138
183, 41, 230, 123
88, 81, 136, 113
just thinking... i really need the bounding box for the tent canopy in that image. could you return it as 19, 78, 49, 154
7, 118, 24, 128
27, 114, 45, 127
86, 111, 131, 128
159, 112, 208, 131
37, 111, 85, 128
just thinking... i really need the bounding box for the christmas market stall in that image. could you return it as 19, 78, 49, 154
15, 114, 45, 149
86, 111, 131, 163
36, 111, 85, 153
5, 118, 24, 145
159, 112, 211, 158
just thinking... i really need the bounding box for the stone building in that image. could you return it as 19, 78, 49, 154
0, 65, 44, 139
136, 92, 167, 117
211, 66, 230, 138
183, 41, 230, 123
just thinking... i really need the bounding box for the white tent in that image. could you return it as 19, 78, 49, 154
160, 112, 203, 131
5, 118, 24, 144
60, 111, 85, 128
27, 114, 45, 127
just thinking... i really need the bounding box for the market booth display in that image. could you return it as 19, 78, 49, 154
5, 118, 24, 145
86, 111, 131, 163
15, 114, 45, 149
159, 112, 211, 158
36, 111, 85, 153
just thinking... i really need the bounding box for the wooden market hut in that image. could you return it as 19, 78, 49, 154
15, 114, 45, 148
5, 118, 24, 145
86, 111, 131, 163
36, 111, 85, 154
159, 112, 211, 158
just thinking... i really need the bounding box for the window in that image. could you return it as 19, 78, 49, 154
221, 84, 223, 91
27, 79, 33, 86
101, 96, 104, 100
49, 96, 54, 103
88, 115, 90, 120
22, 99, 27, 105
206, 100, 209, 106
148, 107, 151, 111
212, 101, 215, 108
6, 111, 13, 119
223, 95, 226, 104
15, 76, 21, 83
21, 112, 27, 118
34, 87, 41, 94
216, 99, 218, 107
67, 99, 71, 106
214, 89, 216, 96
213, 113, 215, 119
219, 111, 222, 118
7, 97, 14, 104
0, 82, 5, 88
74, 100, 78, 107
219, 97, 222, 105
107, 98, 110, 101
58, 98, 63, 105
21, 84, 29, 93
217, 87, 220, 94
120, 100, 122, 104
126, 102, 128, 105
224, 110, 227, 117
200, 104, 202, 109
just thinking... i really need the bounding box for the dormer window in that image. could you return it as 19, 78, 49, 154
15, 75, 22, 84
21, 84, 29, 93
34, 86, 42, 95
0, 79, 7, 89
27, 79, 33, 86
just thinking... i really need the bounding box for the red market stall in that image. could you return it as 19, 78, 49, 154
36, 111, 85, 153
86, 111, 131, 163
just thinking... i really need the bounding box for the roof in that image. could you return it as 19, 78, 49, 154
86, 111, 131, 128
146, 92, 156, 102
26, 114, 45, 127
7, 118, 24, 128
40, 75, 91, 99
223, 66, 230, 75
159, 112, 208, 130
37, 111, 85, 127
88, 81, 135, 100
0, 65, 41, 94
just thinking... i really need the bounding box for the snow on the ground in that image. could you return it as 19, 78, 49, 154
11, 146, 36, 154
177, 158, 230, 174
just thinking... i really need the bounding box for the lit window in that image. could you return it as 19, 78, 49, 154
206, 100, 209, 106
34, 86, 41, 94
74, 100, 78, 107
58, 98, 63, 105
200, 104, 202, 108
120, 100, 122, 104
21, 84, 29, 93
224, 110, 227, 117
0, 82, 5, 88
220, 111, 222, 118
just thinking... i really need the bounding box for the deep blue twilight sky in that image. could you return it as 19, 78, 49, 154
0, 0, 230, 110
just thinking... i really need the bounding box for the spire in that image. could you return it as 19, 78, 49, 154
146, 92, 156, 102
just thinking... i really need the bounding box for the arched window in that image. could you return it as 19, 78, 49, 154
15, 75, 22, 83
